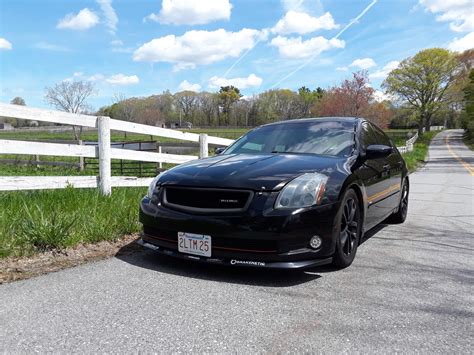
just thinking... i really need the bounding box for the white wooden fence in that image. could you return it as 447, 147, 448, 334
396, 132, 419, 154
396, 126, 444, 153
0, 103, 234, 195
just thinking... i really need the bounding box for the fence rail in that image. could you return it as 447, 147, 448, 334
0, 103, 234, 194
395, 126, 444, 153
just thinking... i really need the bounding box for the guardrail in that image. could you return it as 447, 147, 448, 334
0, 103, 234, 195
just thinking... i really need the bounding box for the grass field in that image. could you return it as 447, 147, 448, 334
0, 128, 248, 142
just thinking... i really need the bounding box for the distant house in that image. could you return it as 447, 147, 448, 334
0, 122, 13, 130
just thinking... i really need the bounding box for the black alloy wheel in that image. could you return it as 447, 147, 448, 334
332, 189, 361, 268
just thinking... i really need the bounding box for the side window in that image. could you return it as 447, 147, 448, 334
359, 122, 377, 150
370, 124, 392, 146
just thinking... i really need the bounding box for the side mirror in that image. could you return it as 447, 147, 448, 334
215, 147, 226, 155
365, 144, 392, 160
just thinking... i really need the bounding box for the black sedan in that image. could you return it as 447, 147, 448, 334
139, 117, 409, 269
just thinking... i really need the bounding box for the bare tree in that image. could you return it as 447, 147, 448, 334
174, 91, 198, 125
113, 93, 138, 138
44, 80, 96, 140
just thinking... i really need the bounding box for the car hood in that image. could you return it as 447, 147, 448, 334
158, 153, 350, 191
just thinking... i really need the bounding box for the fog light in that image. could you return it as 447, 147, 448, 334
309, 235, 322, 249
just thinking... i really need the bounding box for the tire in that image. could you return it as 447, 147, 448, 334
386, 179, 409, 224
332, 189, 362, 269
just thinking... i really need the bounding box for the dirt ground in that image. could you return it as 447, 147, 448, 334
0, 234, 142, 284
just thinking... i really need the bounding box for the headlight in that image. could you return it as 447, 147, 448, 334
146, 175, 161, 198
275, 172, 328, 209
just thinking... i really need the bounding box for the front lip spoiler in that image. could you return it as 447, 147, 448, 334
137, 238, 332, 270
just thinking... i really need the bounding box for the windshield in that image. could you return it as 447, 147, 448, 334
224, 120, 356, 157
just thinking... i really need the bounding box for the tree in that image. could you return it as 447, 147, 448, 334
9, 97, 27, 126
461, 70, 474, 141
383, 48, 459, 134
174, 91, 198, 126
218, 86, 242, 125
111, 94, 140, 138
44, 80, 96, 140
317, 71, 374, 117
10, 96, 26, 106
298, 86, 324, 117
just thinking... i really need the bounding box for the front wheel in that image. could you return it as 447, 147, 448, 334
332, 189, 362, 269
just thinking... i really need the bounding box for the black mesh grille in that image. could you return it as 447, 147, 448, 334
164, 187, 252, 211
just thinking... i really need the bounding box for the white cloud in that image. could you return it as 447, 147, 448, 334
87, 74, 105, 82
57, 8, 99, 31
97, 0, 118, 34
448, 32, 474, 52
370, 61, 400, 79
272, 11, 339, 35
282, 0, 323, 14
110, 39, 123, 46
110, 39, 134, 53
419, 0, 473, 33
178, 80, 202, 92
373, 90, 394, 102
133, 29, 264, 70
145, 0, 232, 25
349, 57, 376, 70
34, 41, 71, 52
270, 35, 344, 59
208, 74, 263, 89
65, 72, 138, 85
0, 38, 12, 50
105, 74, 139, 85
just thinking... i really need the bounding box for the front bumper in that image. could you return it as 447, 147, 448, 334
139, 193, 339, 270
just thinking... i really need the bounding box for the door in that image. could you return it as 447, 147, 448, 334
370, 124, 403, 216
356, 122, 393, 228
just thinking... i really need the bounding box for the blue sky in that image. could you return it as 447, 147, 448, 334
0, 0, 472, 110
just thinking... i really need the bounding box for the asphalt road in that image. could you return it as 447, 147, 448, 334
1, 129, 473, 353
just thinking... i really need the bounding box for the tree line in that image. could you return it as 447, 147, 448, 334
6, 48, 473, 138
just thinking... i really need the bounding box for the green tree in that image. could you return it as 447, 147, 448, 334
383, 48, 459, 134
218, 86, 242, 125
461, 70, 474, 140
10, 96, 26, 106
298, 86, 324, 117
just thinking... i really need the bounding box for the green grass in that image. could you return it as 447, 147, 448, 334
463, 132, 474, 151
0, 128, 248, 142
401, 131, 440, 172
0, 187, 146, 258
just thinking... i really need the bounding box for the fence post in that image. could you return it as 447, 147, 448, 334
158, 145, 163, 169
78, 140, 84, 171
199, 134, 208, 159
98, 116, 112, 196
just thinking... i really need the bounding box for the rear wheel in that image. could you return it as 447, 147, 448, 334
386, 179, 409, 224
332, 189, 361, 269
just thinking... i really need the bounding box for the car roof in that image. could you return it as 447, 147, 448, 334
261, 117, 362, 127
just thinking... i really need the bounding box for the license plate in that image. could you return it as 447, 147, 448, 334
178, 232, 211, 257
